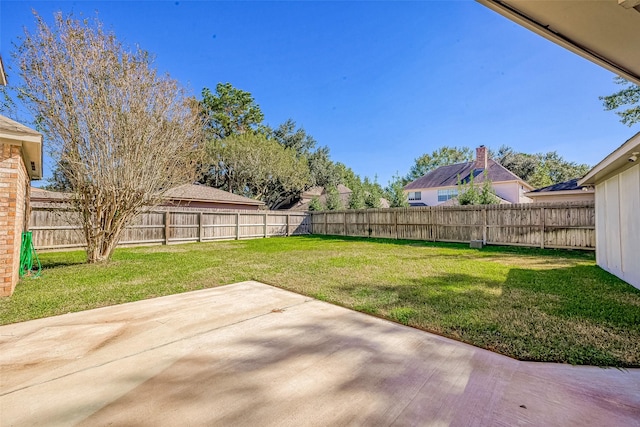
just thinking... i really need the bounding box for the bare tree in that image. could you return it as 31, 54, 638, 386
15, 12, 203, 262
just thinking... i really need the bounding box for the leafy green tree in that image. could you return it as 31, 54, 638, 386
307, 146, 339, 188
600, 77, 640, 126
308, 196, 323, 211
208, 133, 310, 209
348, 184, 366, 209
325, 186, 342, 210
495, 145, 590, 187
479, 174, 499, 205
385, 173, 409, 208
494, 145, 538, 182
457, 172, 498, 205
406, 146, 473, 181
200, 83, 265, 139
363, 177, 383, 208
271, 119, 317, 156
334, 162, 362, 190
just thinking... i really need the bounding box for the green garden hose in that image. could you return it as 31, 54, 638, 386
19, 231, 41, 278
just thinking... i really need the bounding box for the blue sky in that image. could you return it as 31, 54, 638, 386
1, 1, 637, 187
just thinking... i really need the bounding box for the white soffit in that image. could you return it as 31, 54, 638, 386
477, 0, 640, 85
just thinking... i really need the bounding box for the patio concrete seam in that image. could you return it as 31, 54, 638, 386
0, 297, 312, 397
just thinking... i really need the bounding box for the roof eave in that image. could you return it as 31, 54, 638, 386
578, 132, 640, 186
526, 189, 594, 197
476, 0, 640, 86
0, 132, 43, 180
168, 197, 264, 206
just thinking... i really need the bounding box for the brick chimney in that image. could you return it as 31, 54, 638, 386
475, 145, 488, 170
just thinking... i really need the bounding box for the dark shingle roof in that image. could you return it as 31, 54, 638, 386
164, 184, 264, 205
528, 178, 585, 193
30, 184, 265, 206
404, 159, 528, 190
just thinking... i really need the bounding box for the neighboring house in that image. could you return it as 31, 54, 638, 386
525, 178, 595, 203
30, 187, 69, 208
161, 184, 265, 211
404, 146, 533, 206
285, 184, 352, 211
283, 184, 390, 211
31, 184, 265, 211
578, 132, 640, 290
0, 75, 43, 295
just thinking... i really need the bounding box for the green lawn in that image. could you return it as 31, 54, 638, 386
2, 235, 639, 367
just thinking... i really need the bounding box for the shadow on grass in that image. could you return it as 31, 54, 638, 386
306, 234, 595, 261
329, 265, 640, 367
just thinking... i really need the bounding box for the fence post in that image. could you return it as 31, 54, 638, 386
540, 207, 545, 249
343, 211, 347, 236
286, 214, 290, 236
394, 209, 399, 240
324, 212, 328, 235
235, 212, 240, 240
264, 213, 268, 238
164, 211, 170, 245
198, 212, 204, 242
366, 210, 370, 238
482, 208, 487, 245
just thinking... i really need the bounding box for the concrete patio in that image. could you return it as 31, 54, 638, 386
1, 281, 638, 426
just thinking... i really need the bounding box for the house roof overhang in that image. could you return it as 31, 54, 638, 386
0, 116, 43, 180
579, 131, 640, 186
476, 0, 640, 85
526, 189, 594, 198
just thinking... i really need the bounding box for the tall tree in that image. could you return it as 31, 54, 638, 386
494, 145, 590, 187
271, 119, 317, 156
208, 133, 309, 209
307, 146, 339, 188
406, 146, 473, 181
15, 11, 203, 263
494, 145, 538, 182
325, 186, 342, 211
600, 77, 640, 126
200, 82, 265, 139
385, 173, 409, 208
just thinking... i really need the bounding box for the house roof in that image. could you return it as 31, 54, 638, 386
477, 0, 640, 86
527, 178, 588, 194
404, 159, 531, 190
164, 184, 265, 206
579, 131, 640, 186
30, 184, 266, 207
31, 187, 69, 201
0, 115, 43, 180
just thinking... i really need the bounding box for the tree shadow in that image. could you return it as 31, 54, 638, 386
76, 313, 485, 426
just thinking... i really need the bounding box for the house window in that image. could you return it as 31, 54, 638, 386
408, 191, 421, 201
437, 189, 458, 202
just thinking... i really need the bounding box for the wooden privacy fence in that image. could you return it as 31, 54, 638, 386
311, 202, 595, 250
30, 208, 311, 251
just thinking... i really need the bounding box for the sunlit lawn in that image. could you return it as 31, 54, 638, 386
2, 235, 639, 367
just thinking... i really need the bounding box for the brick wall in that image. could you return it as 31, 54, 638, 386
0, 144, 29, 296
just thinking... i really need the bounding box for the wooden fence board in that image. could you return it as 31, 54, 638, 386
30, 208, 311, 251
310, 202, 594, 250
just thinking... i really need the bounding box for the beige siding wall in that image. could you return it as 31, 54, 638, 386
595, 163, 640, 290
407, 181, 531, 206
528, 193, 595, 203
0, 144, 29, 296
